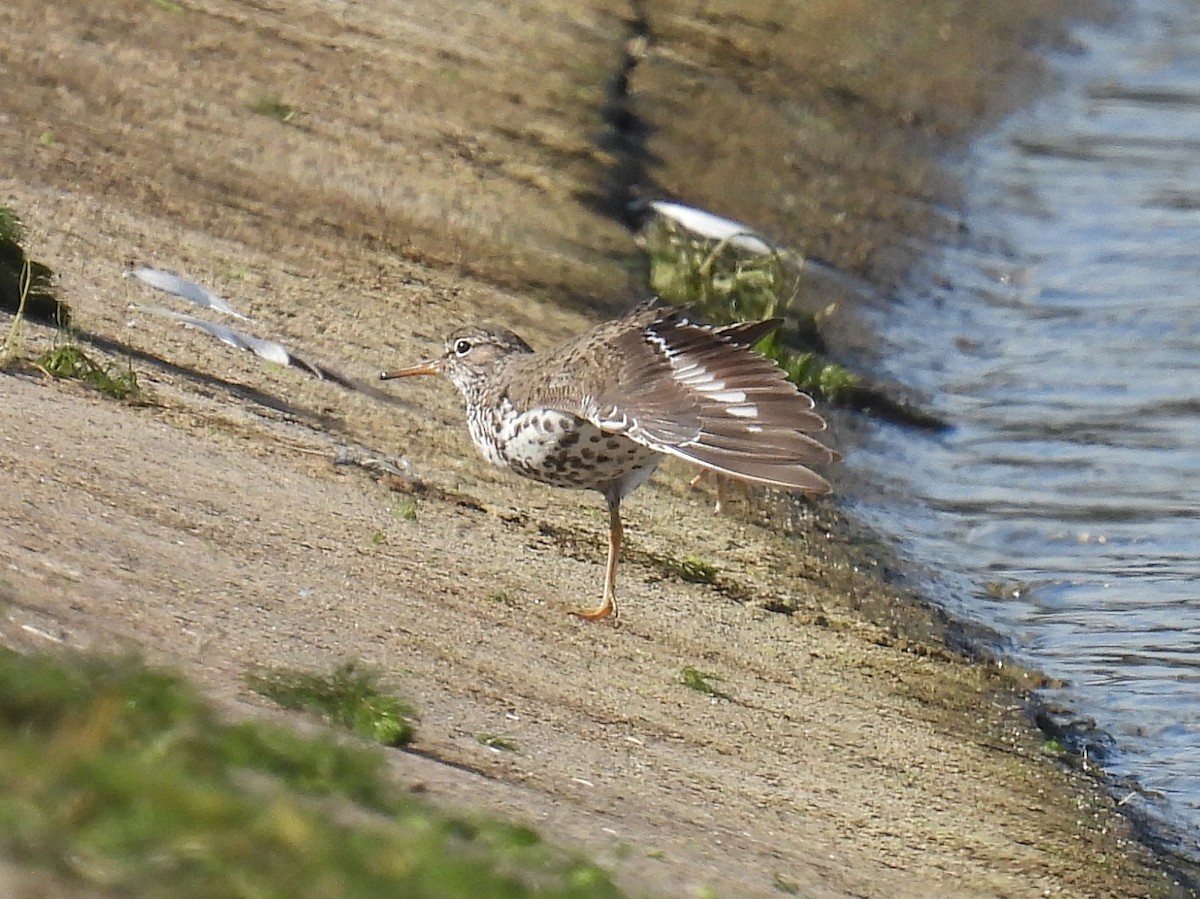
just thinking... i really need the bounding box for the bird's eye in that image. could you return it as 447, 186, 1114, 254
453, 339, 472, 356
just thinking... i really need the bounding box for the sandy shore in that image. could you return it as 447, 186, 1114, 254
0, 0, 1190, 895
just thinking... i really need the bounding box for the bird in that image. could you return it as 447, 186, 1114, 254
380, 300, 840, 621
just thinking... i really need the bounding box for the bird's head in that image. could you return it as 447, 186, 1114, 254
380, 326, 533, 402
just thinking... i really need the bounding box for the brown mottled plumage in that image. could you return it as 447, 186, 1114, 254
381, 300, 840, 621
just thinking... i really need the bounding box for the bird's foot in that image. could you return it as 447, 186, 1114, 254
569, 596, 618, 623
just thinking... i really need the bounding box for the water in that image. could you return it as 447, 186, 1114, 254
848, 0, 1200, 859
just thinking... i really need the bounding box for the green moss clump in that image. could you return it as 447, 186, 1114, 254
36, 344, 141, 400
247, 660, 416, 748
249, 95, 297, 123
680, 666, 731, 700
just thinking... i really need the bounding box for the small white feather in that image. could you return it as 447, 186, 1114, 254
137, 305, 290, 366
649, 201, 774, 255
127, 267, 249, 320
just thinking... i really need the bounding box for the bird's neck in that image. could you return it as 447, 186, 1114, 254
463, 389, 519, 468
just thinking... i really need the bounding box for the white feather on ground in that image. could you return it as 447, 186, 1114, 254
135, 305, 413, 402
126, 267, 249, 320
136, 305, 290, 365
648, 201, 775, 255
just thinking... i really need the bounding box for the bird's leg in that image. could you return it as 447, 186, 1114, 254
688, 468, 726, 513
571, 494, 622, 621
688, 469, 747, 514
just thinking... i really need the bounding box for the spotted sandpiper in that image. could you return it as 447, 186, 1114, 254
381, 300, 840, 621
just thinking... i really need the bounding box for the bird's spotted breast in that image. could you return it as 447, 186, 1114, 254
468, 399, 659, 492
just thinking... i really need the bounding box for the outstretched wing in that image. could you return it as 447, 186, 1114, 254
580, 308, 840, 493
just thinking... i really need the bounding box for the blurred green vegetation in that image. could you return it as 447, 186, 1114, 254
247, 660, 415, 748
641, 216, 792, 324
640, 216, 859, 402
0, 648, 623, 899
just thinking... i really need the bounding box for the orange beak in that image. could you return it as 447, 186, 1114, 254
379, 361, 440, 380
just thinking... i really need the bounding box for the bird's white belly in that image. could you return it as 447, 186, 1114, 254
469, 401, 659, 492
